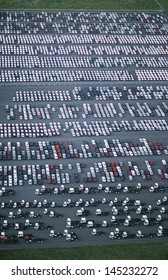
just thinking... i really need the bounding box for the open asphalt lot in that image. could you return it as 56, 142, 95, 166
0, 10, 168, 249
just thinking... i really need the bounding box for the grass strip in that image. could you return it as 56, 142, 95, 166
0, 0, 160, 11
0, 242, 168, 260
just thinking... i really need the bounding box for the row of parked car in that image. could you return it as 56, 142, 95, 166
0, 118, 168, 138
1, 44, 168, 57
1, 180, 168, 200
1, 33, 168, 46
1, 22, 168, 35
0, 122, 61, 138
1, 11, 167, 24
1, 227, 168, 244
6, 104, 52, 120
82, 101, 168, 118
0, 138, 167, 161
0, 11, 168, 36
0, 69, 134, 83
69, 119, 168, 137
1, 55, 168, 69
13, 90, 71, 102
135, 69, 168, 81
0, 202, 167, 222
0, 157, 168, 187
12, 86, 168, 103
1, 69, 168, 83
5, 100, 168, 121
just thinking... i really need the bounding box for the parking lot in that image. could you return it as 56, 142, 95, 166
0, 11, 168, 248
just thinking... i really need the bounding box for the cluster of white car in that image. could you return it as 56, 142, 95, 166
13, 90, 71, 102
73, 85, 168, 101
1, 55, 167, 69
0, 122, 61, 138
11, 85, 168, 103
59, 104, 79, 119
1, 44, 168, 57
6, 104, 51, 121
135, 69, 168, 81
1, 33, 168, 46
84, 101, 167, 119
70, 119, 168, 138
0, 69, 134, 83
